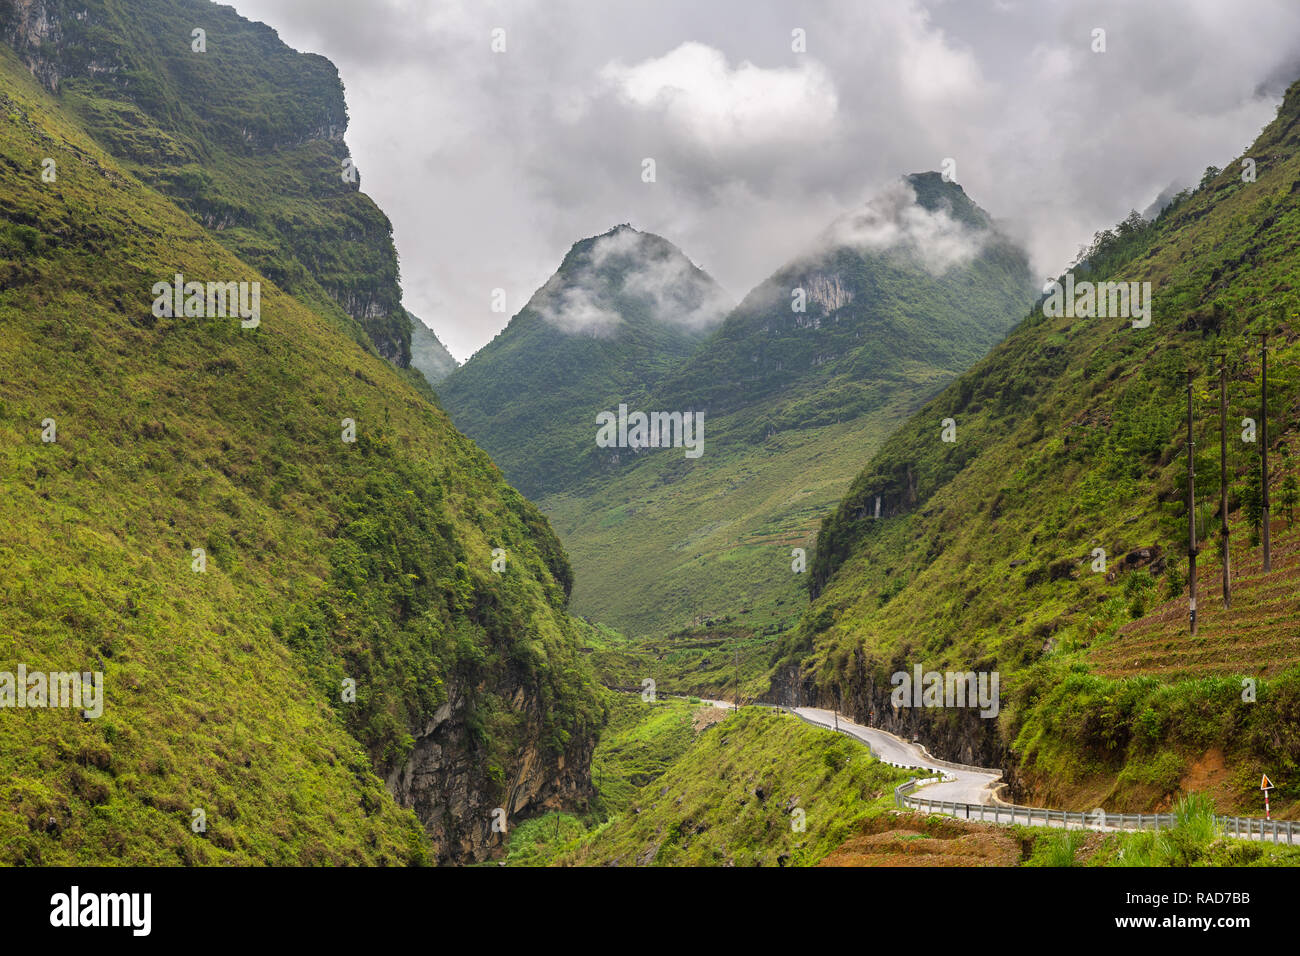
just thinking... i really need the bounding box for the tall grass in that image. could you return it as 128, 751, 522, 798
1116, 793, 1221, 866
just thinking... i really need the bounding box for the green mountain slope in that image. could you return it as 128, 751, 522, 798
541, 175, 1036, 645
659, 173, 1031, 425
408, 311, 459, 385
0, 29, 598, 865
790, 84, 1300, 815
437, 224, 730, 499
1, 0, 411, 365
558, 707, 911, 867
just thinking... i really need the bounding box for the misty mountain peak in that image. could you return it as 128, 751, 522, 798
531, 225, 731, 337
817, 174, 998, 275
904, 171, 991, 229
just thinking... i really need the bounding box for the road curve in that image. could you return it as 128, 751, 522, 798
790, 706, 1003, 806
687, 696, 1292, 842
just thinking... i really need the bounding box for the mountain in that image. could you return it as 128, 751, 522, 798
539, 175, 1037, 643
0, 0, 411, 365
408, 312, 459, 385
658, 173, 1034, 429
437, 224, 731, 498
784, 83, 1300, 816
0, 4, 600, 864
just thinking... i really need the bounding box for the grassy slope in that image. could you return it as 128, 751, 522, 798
578, 619, 779, 702
558, 708, 913, 866
0, 45, 599, 864
543, 401, 922, 648
794, 80, 1300, 816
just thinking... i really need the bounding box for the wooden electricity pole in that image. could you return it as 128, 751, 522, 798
733, 647, 740, 711
1261, 331, 1271, 573
1218, 354, 1230, 609
1187, 369, 1198, 636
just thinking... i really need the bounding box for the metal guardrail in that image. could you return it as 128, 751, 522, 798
655, 697, 1296, 844
894, 779, 1299, 844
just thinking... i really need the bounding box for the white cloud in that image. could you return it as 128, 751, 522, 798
598, 42, 838, 151
823, 180, 989, 275
224, 0, 1300, 360
530, 228, 732, 336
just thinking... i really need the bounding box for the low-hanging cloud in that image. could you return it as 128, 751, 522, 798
822, 179, 990, 275
530, 228, 732, 337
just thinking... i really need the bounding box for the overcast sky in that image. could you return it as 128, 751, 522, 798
224, 0, 1300, 362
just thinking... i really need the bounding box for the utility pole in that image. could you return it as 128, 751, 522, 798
1261, 331, 1271, 572
1187, 369, 1198, 637
1218, 354, 1230, 608
733, 647, 740, 711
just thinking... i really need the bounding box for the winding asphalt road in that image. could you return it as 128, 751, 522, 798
790, 706, 1004, 805
697, 698, 1002, 804
688, 695, 1291, 840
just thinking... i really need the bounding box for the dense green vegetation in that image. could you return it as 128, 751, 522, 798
506, 705, 913, 866
0, 29, 598, 864
1, 0, 412, 364
578, 618, 777, 702
792, 78, 1300, 815
563, 708, 912, 866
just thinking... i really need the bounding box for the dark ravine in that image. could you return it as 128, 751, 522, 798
385, 681, 596, 863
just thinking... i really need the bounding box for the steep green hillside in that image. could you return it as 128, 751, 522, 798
542, 175, 1036, 645
559, 708, 911, 867
408, 311, 458, 385
1, 0, 411, 364
791, 82, 1300, 816
579, 620, 776, 702
0, 36, 598, 865
438, 224, 729, 498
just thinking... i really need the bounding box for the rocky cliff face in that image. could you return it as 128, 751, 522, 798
766, 661, 1005, 770
386, 680, 595, 863
0, 0, 412, 366
3, 1, 91, 90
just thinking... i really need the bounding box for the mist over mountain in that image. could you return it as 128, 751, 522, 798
648, 172, 1035, 444
438, 224, 731, 498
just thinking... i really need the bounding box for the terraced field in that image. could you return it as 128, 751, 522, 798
1091, 517, 1300, 679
